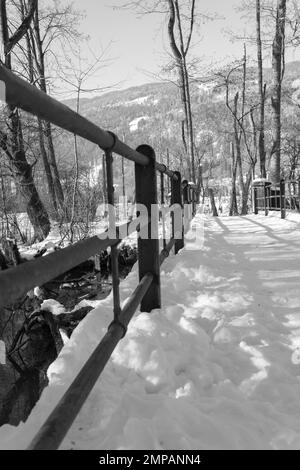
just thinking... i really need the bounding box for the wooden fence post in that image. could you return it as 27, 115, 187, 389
171, 171, 184, 254
182, 180, 189, 219
280, 179, 286, 220
264, 183, 268, 216
192, 188, 196, 216
208, 188, 218, 217
135, 145, 161, 312
182, 180, 189, 205
182, 180, 190, 231
253, 186, 258, 215
160, 171, 167, 249
105, 146, 121, 321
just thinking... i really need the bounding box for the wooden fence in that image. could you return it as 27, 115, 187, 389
0, 64, 197, 450
253, 179, 300, 219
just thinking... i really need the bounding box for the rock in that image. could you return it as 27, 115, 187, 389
55, 306, 93, 337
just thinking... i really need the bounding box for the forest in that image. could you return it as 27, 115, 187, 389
0, 0, 299, 245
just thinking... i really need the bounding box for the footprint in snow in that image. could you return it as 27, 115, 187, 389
291, 348, 300, 365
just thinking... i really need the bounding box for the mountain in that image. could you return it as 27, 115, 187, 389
62, 81, 180, 151
56, 81, 186, 195
53, 60, 300, 192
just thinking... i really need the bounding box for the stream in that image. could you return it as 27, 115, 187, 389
0, 245, 137, 428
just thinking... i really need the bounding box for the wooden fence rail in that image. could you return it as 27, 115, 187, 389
0, 64, 197, 450
253, 179, 300, 219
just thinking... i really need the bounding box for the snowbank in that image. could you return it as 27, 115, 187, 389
1, 214, 300, 450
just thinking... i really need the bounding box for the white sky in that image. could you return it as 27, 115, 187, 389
61, 0, 300, 96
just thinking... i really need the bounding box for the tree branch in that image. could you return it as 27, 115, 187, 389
184, 0, 196, 55
5, 0, 37, 55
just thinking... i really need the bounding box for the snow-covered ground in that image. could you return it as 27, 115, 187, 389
129, 116, 150, 132
2, 213, 300, 449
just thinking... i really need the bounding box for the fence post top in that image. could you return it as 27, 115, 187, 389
136, 144, 156, 161
104, 131, 118, 152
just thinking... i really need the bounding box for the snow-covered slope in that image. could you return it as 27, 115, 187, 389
1, 213, 300, 450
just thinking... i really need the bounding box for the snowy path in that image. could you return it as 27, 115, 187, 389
2, 214, 300, 449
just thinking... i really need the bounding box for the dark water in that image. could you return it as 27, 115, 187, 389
0, 247, 137, 428
0, 364, 48, 427
0, 301, 59, 427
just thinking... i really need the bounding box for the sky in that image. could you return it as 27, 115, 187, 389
59, 0, 300, 97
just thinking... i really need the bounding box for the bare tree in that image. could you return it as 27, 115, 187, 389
269, 0, 287, 184
231, 0, 300, 181
18, 0, 58, 215
216, 48, 258, 215
59, 47, 114, 241
11, 0, 85, 217
30, 1, 65, 211
166, 0, 196, 181
229, 141, 239, 216
118, 0, 199, 181
256, 0, 267, 178
0, 0, 50, 241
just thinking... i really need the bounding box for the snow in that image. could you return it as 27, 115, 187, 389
0, 341, 5, 365
2, 213, 300, 449
125, 96, 149, 106
129, 116, 150, 133
252, 178, 271, 184
291, 79, 300, 90
107, 96, 159, 108
197, 83, 214, 95
40, 299, 66, 316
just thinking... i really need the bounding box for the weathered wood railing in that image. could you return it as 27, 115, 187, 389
0, 64, 197, 450
253, 179, 300, 220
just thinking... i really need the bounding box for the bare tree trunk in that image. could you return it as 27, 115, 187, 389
241, 169, 252, 215
209, 188, 218, 217
231, 48, 255, 216
37, 119, 58, 213
196, 160, 203, 203
4, 145, 50, 241
233, 92, 245, 215
250, 108, 258, 179
21, 1, 58, 215
230, 143, 239, 216
69, 87, 81, 242
183, 61, 195, 181
0, 0, 50, 242
238, 46, 249, 215
167, 0, 195, 181
166, 148, 170, 196
256, 0, 267, 178
44, 122, 64, 209
167, 4, 191, 176
181, 120, 188, 156
269, 0, 286, 184
0, 169, 9, 237
32, 4, 65, 210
